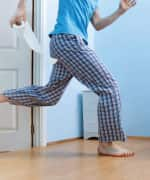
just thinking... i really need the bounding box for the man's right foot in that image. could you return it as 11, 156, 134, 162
97, 142, 135, 157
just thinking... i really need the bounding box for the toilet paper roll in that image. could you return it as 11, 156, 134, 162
12, 21, 58, 64
12, 21, 42, 54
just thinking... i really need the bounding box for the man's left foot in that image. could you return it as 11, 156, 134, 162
0, 94, 8, 103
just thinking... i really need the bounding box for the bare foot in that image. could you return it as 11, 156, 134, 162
0, 94, 8, 103
97, 142, 134, 157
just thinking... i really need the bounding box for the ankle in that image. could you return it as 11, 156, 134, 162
99, 142, 113, 147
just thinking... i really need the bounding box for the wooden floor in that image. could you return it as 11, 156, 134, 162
0, 138, 150, 180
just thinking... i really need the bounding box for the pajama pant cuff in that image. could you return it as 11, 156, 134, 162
2, 89, 29, 106
98, 131, 127, 143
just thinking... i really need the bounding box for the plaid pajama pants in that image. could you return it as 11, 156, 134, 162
2, 34, 126, 142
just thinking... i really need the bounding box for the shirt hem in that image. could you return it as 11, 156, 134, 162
48, 32, 88, 45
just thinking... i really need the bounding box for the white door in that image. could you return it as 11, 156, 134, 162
0, 0, 33, 151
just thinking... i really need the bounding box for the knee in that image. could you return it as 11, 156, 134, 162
96, 80, 120, 97
112, 80, 120, 94
45, 96, 60, 106
107, 81, 120, 99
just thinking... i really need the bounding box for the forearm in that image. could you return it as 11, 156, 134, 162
17, 0, 26, 9
95, 8, 125, 31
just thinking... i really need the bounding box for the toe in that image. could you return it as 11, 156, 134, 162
126, 151, 134, 157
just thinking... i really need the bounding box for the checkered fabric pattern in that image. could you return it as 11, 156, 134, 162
2, 34, 126, 142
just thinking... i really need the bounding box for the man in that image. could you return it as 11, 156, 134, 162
0, 0, 136, 157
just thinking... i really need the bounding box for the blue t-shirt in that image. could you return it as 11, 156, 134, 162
49, 0, 99, 43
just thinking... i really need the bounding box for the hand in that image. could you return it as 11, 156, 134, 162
10, 7, 26, 28
119, 0, 136, 14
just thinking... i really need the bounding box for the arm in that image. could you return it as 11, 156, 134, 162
10, 0, 27, 27
91, 0, 136, 31
17, 0, 26, 9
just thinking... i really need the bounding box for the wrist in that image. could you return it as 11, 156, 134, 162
117, 7, 127, 15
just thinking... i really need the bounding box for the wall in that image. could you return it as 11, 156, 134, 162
95, 0, 150, 136
43, 1, 94, 142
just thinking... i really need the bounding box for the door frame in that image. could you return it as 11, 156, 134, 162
32, 0, 47, 147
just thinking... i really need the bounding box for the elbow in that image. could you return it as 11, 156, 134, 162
95, 27, 100, 31
94, 24, 106, 31
94, 23, 103, 31
95, 26, 102, 31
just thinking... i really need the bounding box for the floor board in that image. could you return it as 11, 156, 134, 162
0, 138, 150, 180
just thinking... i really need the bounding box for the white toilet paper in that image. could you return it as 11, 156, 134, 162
12, 21, 42, 54
12, 21, 58, 64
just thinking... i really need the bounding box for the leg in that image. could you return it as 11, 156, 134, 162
0, 95, 8, 102
0, 60, 73, 107
51, 34, 134, 157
